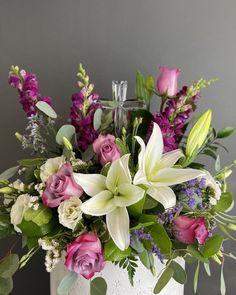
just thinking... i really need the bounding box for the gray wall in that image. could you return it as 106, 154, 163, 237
0, 0, 236, 294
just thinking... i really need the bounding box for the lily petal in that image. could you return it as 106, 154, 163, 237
73, 173, 107, 196
134, 135, 146, 171
143, 123, 164, 177
147, 186, 176, 209
106, 154, 131, 192
151, 168, 205, 186
133, 169, 149, 186
114, 183, 145, 207
80, 190, 115, 216
106, 207, 130, 250
159, 149, 184, 169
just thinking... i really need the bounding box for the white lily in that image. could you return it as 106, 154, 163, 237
133, 123, 205, 209
73, 154, 145, 251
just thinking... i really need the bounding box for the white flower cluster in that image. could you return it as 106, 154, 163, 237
9, 179, 25, 192
38, 239, 61, 272
28, 196, 39, 210
34, 183, 45, 197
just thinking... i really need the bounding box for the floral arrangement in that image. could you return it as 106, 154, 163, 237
0, 64, 235, 295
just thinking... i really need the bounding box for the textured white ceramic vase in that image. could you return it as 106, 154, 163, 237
51, 257, 185, 295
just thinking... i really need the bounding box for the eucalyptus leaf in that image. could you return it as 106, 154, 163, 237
93, 108, 103, 130
57, 272, 77, 295
170, 261, 187, 284
36, 101, 57, 118
56, 125, 76, 145
0, 254, 19, 278
0, 166, 19, 181
138, 250, 152, 270
90, 277, 107, 295
153, 267, 174, 294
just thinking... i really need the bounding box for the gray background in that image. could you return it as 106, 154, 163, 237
0, 0, 236, 294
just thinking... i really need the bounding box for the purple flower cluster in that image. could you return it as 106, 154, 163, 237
150, 86, 200, 152
149, 242, 164, 264
9, 70, 52, 117
157, 203, 182, 225
131, 228, 152, 241
176, 178, 206, 209
69, 88, 100, 151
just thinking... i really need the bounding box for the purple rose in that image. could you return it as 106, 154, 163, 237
42, 163, 83, 208
93, 134, 121, 165
65, 234, 105, 279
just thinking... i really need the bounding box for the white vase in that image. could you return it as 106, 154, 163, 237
51, 257, 185, 295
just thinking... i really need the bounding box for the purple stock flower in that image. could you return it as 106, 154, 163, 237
149, 242, 164, 264
148, 86, 201, 152
69, 89, 100, 151
8, 69, 52, 117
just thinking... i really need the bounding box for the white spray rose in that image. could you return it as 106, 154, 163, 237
10, 179, 25, 192
58, 196, 83, 230
10, 194, 31, 232
40, 156, 65, 182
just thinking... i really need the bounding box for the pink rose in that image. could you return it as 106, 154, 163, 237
156, 66, 181, 96
173, 216, 208, 245
93, 134, 121, 166
65, 234, 105, 279
42, 163, 83, 208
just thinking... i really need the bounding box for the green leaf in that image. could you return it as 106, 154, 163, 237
0, 166, 19, 181
220, 265, 226, 295
215, 155, 221, 172
93, 108, 103, 131
0, 254, 19, 278
18, 158, 45, 167
36, 101, 57, 119
135, 71, 148, 101
144, 196, 158, 209
57, 272, 77, 295
217, 127, 235, 138
18, 217, 55, 237
170, 261, 187, 284
0, 214, 13, 238
153, 267, 174, 294
139, 215, 172, 254
104, 239, 131, 261
138, 250, 153, 270
203, 234, 224, 258
128, 196, 145, 217
213, 192, 233, 212
203, 262, 211, 276
0, 277, 13, 295
194, 262, 200, 294
82, 145, 94, 162
219, 224, 236, 241
90, 277, 107, 295
56, 125, 76, 145
187, 244, 208, 263
227, 223, 236, 231
24, 204, 52, 227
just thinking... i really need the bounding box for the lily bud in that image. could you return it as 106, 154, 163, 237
15, 132, 23, 142
0, 187, 16, 194
186, 109, 212, 157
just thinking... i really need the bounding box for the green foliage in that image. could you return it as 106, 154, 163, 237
0, 213, 13, 239
104, 239, 131, 262
217, 127, 235, 138
128, 196, 146, 217
36, 101, 57, 119
93, 108, 103, 131
153, 267, 174, 294
56, 125, 76, 145
82, 145, 94, 162
212, 192, 233, 212
114, 256, 138, 286
135, 71, 154, 108
24, 204, 53, 227
203, 234, 224, 258
0, 166, 19, 181
194, 261, 200, 294
203, 262, 211, 276
187, 244, 208, 263
0, 254, 19, 295
19, 247, 38, 268
57, 271, 77, 295
220, 265, 226, 295
90, 277, 107, 295
18, 158, 45, 167
170, 261, 187, 284
138, 250, 154, 271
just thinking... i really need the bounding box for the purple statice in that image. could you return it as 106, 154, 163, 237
131, 228, 152, 242
176, 177, 206, 209
8, 67, 52, 117
69, 89, 100, 151
157, 203, 182, 226
148, 86, 200, 152
149, 242, 164, 264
